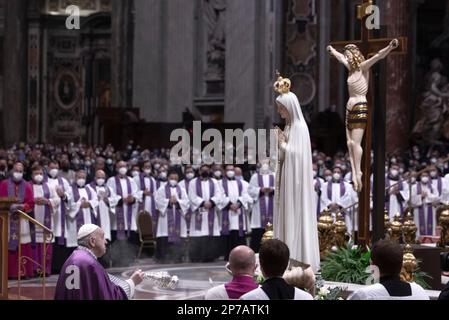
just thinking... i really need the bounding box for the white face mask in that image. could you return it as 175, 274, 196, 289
430, 171, 438, 178
49, 169, 59, 178
106, 159, 113, 165
325, 176, 332, 182
214, 170, 222, 178
154, 164, 161, 170
410, 177, 416, 183
186, 172, 195, 180
13, 172, 23, 181
132, 170, 140, 177
169, 179, 178, 187
333, 173, 341, 181
77, 179, 86, 187
313, 171, 317, 178
261, 164, 270, 172
159, 172, 167, 180
390, 169, 399, 177
144, 169, 152, 175
34, 175, 44, 184
85, 161, 92, 167
226, 171, 235, 179
118, 167, 127, 176
341, 165, 347, 171
421, 177, 429, 184
96, 178, 105, 186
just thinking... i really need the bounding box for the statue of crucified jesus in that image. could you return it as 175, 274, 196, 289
327, 39, 399, 192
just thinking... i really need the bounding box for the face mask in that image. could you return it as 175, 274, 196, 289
77, 179, 86, 187
13, 172, 23, 181
226, 171, 235, 179
144, 169, 152, 175
430, 171, 438, 178
214, 170, 222, 178
169, 179, 178, 187
390, 169, 399, 177
154, 164, 161, 170
186, 173, 195, 180
132, 171, 140, 177
159, 172, 167, 180
410, 177, 416, 183
49, 169, 59, 178
261, 164, 270, 172
85, 161, 91, 167
313, 171, 317, 178
106, 159, 113, 165
421, 177, 429, 184
118, 167, 127, 176
399, 168, 405, 174
34, 175, 44, 184
318, 160, 324, 166
391, 158, 397, 164
96, 178, 105, 186
325, 176, 332, 182
333, 173, 341, 181
431, 158, 437, 164
341, 165, 347, 171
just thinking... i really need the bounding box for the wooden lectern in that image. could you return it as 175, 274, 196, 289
0, 198, 17, 300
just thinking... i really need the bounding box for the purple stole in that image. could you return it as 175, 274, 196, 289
57, 178, 66, 245
258, 174, 274, 228
417, 182, 434, 236
315, 178, 321, 217
221, 179, 244, 237
183, 180, 192, 232
327, 180, 346, 208
164, 184, 182, 243
89, 182, 111, 228
8, 178, 26, 251
114, 176, 133, 240
71, 185, 95, 231
195, 178, 215, 236
224, 275, 259, 299
139, 174, 156, 216
386, 178, 404, 216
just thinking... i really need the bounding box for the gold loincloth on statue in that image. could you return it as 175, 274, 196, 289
346, 102, 368, 131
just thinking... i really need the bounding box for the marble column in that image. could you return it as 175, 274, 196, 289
381, 0, 414, 155
225, 0, 276, 130
3, 0, 28, 146
111, 0, 134, 108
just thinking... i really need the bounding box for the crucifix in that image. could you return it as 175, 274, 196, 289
327, 0, 408, 246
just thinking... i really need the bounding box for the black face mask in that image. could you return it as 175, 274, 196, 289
201, 171, 210, 178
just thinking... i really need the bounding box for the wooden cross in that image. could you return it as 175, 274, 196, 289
330, 0, 408, 247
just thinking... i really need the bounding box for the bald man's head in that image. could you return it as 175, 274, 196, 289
228, 246, 256, 276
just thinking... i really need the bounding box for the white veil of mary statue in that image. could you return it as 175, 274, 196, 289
273, 73, 320, 272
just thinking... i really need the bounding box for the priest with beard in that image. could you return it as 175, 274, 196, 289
54, 224, 144, 300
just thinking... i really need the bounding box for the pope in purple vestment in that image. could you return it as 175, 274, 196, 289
54, 224, 144, 300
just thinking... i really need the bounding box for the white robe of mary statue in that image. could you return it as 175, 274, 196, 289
274, 90, 320, 272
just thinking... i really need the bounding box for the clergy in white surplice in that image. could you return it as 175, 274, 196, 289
154, 171, 190, 263
429, 166, 446, 207
385, 165, 409, 219
248, 163, 275, 253
67, 170, 99, 248
179, 165, 195, 239
106, 161, 140, 242
188, 164, 224, 262
31, 165, 60, 276
46, 161, 74, 272
89, 170, 119, 241
320, 167, 355, 234
218, 165, 251, 261
313, 165, 324, 219
133, 161, 157, 228
411, 172, 440, 236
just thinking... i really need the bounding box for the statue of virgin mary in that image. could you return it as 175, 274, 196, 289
273, 73, 320, 272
